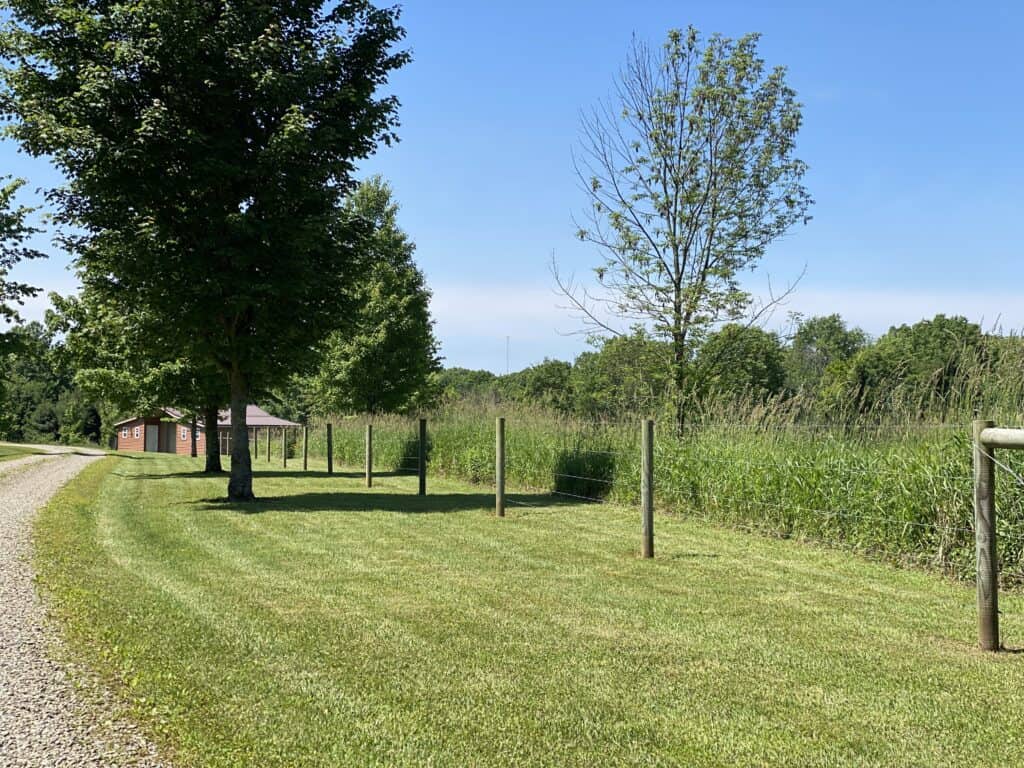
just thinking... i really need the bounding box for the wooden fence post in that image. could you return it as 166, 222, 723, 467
418, 418, 427, 496
254, 426, 259, 459
326, 423, 334, 476
282, 427, 288, 469
496, 417, 505, 517
302, 425, 308, 471
266, 426, 271, 463
365, 424, 373, 488
973, 419, 999, 651
641, 418, 654, 559
190, 416, 197, 458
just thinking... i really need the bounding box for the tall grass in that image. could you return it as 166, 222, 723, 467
306, 405, 1024, 586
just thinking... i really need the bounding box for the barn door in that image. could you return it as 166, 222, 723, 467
144, 424, 159, 452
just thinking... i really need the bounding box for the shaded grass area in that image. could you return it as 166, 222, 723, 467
35, 453, 1024, 767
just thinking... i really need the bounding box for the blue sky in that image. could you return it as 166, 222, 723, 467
4, 1, 1023, 372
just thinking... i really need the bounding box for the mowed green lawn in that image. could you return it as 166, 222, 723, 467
35, 453, 1024, 767
0, 442, 43, 461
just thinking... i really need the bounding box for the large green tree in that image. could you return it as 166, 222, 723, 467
826, 315, 984, 419
2, 0, 408, 499
0, 320, 99, 443
498, 359, 574, 413
570, 332, 672, 417
556, 27, 811, 430
303, 177, 440, 415
0, 178, 42, 351
785, 314, 867, 393
692, 323, 786, 404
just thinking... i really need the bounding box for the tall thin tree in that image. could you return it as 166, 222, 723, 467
555, 28, 812, 429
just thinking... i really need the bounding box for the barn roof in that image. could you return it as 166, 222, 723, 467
114, 405, 300, 428
216, 405, 299, 428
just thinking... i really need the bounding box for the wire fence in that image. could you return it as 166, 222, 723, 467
302, 414, 1024, 584
263, 413, 1024, 652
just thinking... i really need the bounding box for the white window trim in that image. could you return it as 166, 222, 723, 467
121, 427, 129, 438
133, 426, 141, 439
181, 426, 188, 442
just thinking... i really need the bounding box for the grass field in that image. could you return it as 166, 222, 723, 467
0, 442, 43, 462
35, 452, 1024, 767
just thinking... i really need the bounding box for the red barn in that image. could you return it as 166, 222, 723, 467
113, 406, 299, 455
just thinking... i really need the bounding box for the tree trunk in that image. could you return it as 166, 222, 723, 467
203, 404, 222, 473
227, 369, 254, 501
672, 333, 688, 436
190, 415, 198, 458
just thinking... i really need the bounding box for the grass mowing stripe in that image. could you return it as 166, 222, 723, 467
34, 452, 1024, 767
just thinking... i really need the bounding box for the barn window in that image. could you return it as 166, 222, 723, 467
181, 426, 188, 442
134, 426, 140, 439
121, 427, 128, 439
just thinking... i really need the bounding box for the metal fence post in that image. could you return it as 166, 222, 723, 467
303, 425, 309, 471
641, 418, 654, 559
973, 419, 999, 651
365, 424, 373, 488
496, 417, 506, 517
418, 418, 427, 496
326, 423, 334, 476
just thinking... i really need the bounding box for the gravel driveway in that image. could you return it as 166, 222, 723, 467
0, 446, 169, 767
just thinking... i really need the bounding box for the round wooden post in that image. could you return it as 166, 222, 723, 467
282, 427, 288, 468
973, 419, 999, 651
266, 425, 271, 463
641, 418, 655, 559
496, 417, 506, 517
418, 418, 427, 496
190, 416, 198, 458
254, 426, 259, 459
365, 424, 373, 488
326, 423, 334, 475
302, 425, 309, 471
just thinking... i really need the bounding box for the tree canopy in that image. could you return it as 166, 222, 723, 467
2, 0, 409, 498
301, 177, 440, 415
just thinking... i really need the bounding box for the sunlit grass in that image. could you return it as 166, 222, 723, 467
34, 452, 1024, 767
311, 409, 1024, 584
0, 442, 44, 462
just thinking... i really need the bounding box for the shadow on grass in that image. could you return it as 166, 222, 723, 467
190, 491, 577, 515
127, 469, 416, 481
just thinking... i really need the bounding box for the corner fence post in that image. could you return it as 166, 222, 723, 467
973, 419, 999, 651
418, 418, 427, 496
282, 427, 287, 468
365, 424, 373, 488
302, 425, 309, 471
641, 418, 655, 559
496, 417, 506, 517
326, 423, 334, 476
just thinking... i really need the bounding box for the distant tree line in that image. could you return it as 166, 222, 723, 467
433, 314, 1024, 424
